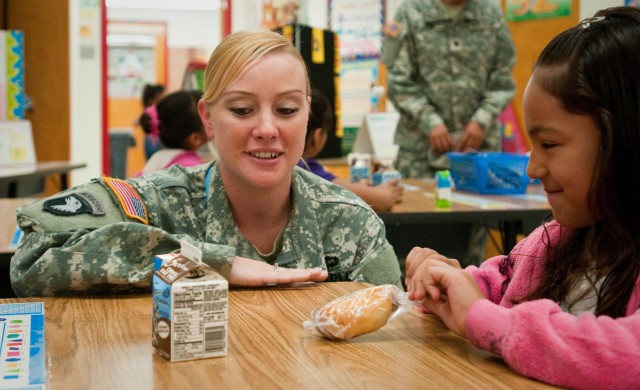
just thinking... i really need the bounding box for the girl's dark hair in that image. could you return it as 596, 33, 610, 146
153, 90, 204, 149
142, 83, 165, 108
522, 7, 640, 317
306, 88, 333, 143
138, 105, 158, 135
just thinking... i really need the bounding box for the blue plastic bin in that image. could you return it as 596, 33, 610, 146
448, 152, 530, 195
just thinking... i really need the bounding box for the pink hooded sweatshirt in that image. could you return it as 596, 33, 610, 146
465, 220, 640, 389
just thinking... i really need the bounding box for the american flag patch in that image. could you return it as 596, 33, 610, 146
382, 21, 402, 38
103, 177, 149, 224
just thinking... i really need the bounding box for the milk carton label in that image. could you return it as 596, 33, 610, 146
152, 253, 228, 362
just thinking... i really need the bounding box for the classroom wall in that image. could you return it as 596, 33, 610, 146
105, 7, 220, 178
71, 3, 223, 185
504, 0, 623, 145
4, 0, 73, 194
581, 0, 623, 18
70, 1, 103, 186
107, 7, 219, 91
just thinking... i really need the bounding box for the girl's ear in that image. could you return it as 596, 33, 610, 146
303, 127, 327, 158
184, 131, 207, 151
198, 98, 214, 140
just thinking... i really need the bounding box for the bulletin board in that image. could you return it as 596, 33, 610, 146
0, 120, 36, 165
330, 0, 385, 155
329, 0, 384, 61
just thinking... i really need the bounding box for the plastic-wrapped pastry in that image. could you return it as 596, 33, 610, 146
304, 284, 412, 340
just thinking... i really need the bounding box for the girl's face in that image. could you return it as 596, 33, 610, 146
199, 52, 309, 191
524, 73, 601, 228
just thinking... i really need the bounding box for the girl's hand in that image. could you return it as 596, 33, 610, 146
374, 179, 404, 210
404, 247, 460, 295
407, 260, 484, 338
228, 256, 328, 286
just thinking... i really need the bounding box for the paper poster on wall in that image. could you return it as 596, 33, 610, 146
340, 60, 379, 128
0, 120, 36, 165
352, 112, 399, 161
107, 38, 157, 99
626, 0, 640, 7
329, 0, 384, 60
505, 0, 571, 22
0, 30, 25, 120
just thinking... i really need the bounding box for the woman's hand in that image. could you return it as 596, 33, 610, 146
228, 256, 328, 286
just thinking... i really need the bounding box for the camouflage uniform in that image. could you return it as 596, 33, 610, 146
382, 0, 516, 178
10, 163, 402, 296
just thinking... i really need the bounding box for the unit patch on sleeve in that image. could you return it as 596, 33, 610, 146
103, 177, 149, 224
43, 192, 106, 216
382, 20, 402, 38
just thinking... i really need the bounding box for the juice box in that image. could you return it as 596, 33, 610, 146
152, 241, 228, 362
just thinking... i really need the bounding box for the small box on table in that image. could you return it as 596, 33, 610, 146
152, 242, 228, 362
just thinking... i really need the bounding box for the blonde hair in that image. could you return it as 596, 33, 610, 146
202, 29, 310, 104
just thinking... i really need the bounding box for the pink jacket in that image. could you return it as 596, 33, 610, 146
466, 221, 640, 389
140, 149, 204, 176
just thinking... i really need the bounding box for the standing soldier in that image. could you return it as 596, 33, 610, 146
382, 0, 516, 178
382, 0, 516, 263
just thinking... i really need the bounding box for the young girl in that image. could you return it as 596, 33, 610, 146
139, 83, 166, 159
405, 7, 640, 388
140, 90, 207, 175
299, 89, 404, 212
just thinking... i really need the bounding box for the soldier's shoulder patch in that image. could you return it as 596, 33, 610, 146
382, 20, 402, 38
43, 192, 106, 216
103, 177, 149, 224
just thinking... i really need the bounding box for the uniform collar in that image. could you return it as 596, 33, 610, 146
204, 165, 324, 266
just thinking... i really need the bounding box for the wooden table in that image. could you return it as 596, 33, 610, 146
0, 161, 86, 197
379, 179, 551, 256
0, 282, 556, 389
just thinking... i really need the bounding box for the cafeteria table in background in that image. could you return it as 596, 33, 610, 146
379, 179, 551, 265
0, 161, 87, 197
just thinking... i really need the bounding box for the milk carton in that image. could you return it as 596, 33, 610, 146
348, 153, 372, 183
372, 159, 402, 186
152, 241, 228, 362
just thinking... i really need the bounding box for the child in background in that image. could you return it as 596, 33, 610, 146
139, 83, 166, 160
142, 83, 165, 108
299, 89, 403, 212
404, 7, 640, 388
140, 90, 207, 175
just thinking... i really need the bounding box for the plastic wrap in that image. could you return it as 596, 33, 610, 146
303, 284, 413, 340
